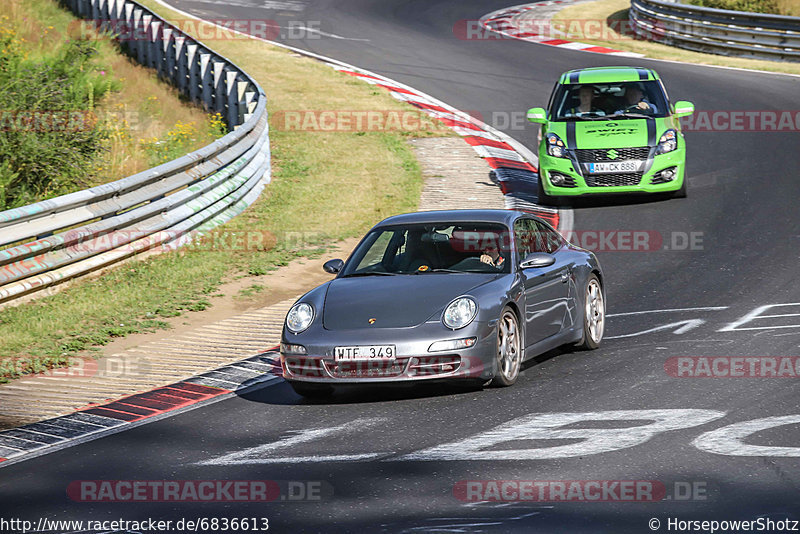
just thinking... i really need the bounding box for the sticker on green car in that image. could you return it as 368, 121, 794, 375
527, 66, 694, 203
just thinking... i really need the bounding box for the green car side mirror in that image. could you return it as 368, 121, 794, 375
527, 107, 548, 124
673, 101, 695, 118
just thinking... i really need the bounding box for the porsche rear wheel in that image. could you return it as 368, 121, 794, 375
491, 307, 522, 387
575, 274, 605, 350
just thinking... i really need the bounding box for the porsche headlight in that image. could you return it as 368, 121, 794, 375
656, 129, 677, 155
442, 297, 478, 330
286, 303, 314, 333
545, 133, 567, 158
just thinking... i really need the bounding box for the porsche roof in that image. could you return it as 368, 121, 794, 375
374, 209, 528, 228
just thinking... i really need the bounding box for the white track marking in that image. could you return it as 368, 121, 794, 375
693, 415, 800, 457
394, 410, 725, 461
196, 418, 387, 465
719, 303, 800, 331
607, 306, 728, 317
606, 319, 706, 340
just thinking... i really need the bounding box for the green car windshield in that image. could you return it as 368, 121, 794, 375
549, 80, 669, 121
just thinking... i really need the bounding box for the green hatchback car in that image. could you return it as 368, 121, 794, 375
527, 66, 694, 203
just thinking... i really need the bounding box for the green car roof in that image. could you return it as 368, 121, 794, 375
558, 66, 660, 85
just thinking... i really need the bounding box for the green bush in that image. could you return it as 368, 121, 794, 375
0, 38, 119, 210
688, 0, 779, 14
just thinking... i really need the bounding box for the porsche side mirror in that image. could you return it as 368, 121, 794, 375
527, 107, 548, 124
323, 259, 344, 274
672, 101, 694, 118
520, 252, 556, 269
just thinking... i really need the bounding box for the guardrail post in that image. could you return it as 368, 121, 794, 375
226, 71, 240, 128
187, 43, 200, 102
235, 77, 250, 128
243, 86, 257, 123
163, 26, 176, 83
175, 34, 188, 92
213, 61, 227, 115
200, 52, 213, 111
133, 8, 145, 64
146, 18, 160, 71
99, 0, 109, 22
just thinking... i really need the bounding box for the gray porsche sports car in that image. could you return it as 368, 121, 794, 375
280, 209, 605, 397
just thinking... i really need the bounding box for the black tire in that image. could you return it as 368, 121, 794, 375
575, 274, 605, 350
288, 380, 334, 399
537, 176, 556, 206
672, 177, 687, 198
490, 307, 523, 387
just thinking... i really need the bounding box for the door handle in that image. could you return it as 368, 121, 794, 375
561, 271, 570, 283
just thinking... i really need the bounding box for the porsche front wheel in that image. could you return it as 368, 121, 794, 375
491, 307, 522, 387
575, 274, 605, 350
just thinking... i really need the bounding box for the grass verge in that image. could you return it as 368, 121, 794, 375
0, 0, 451, 382
0, 0, 225, 210
551, 0, 800, 76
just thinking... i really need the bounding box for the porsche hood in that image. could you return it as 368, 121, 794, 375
322, 274, 496, 330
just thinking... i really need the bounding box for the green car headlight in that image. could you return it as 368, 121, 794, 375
545, 133, 567, 158
656, 129, 678, 155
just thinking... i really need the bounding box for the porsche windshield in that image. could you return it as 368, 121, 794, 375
342, 223, 512, 276
550, 80, 669, 121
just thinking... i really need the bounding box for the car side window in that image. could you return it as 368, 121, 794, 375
514, 219, 544, 259
533, 221, 564, 254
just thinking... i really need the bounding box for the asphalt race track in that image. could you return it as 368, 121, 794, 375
2, 1, 800, 532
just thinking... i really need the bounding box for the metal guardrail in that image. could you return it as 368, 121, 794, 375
0, 0, 270, 306
630, 0, 800, 62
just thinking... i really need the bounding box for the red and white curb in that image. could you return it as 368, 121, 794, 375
0, 352, 282, 468
481, 1, 645, 58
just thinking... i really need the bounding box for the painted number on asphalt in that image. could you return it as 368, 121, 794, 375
196, 411, 800, 465
397, 410, 725, 461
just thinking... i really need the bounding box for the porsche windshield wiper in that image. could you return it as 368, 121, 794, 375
340, 271, 398, 278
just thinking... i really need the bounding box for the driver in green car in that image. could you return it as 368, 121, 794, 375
616, 85, 658, 115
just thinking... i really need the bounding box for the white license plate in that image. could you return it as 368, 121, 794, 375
588, 160, 643, 174
334, 345, 396, 362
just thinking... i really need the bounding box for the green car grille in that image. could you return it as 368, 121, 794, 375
585, 173, 643, 187
575, 147, 651, 163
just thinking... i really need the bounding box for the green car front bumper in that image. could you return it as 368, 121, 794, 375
538, 147, 686, 196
